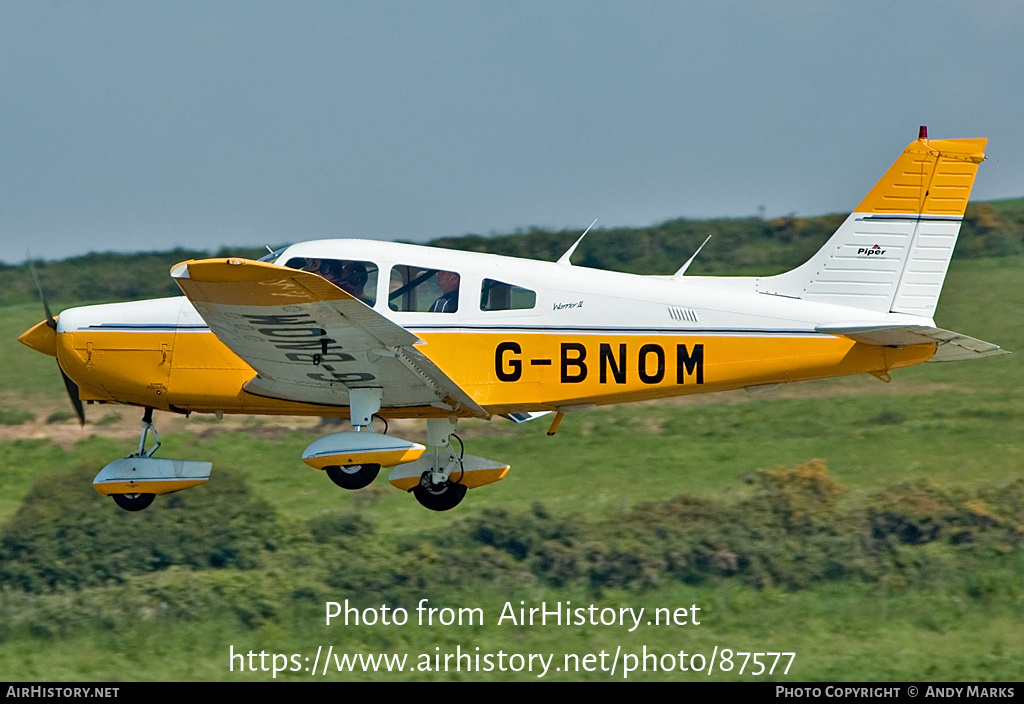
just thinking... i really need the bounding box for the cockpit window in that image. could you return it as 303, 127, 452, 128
284, 257, 378, 306
388, 265, 460, 313
480, 279, 536, 311
258, 246, 290, 263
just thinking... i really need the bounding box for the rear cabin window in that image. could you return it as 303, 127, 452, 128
480, 279, 537, 311
388, 266, 460, 313
284, 258, 377, 306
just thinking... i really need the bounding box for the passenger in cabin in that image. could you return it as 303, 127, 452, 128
317, 260, 347, 288
290, 257, 376, 304
430, 270, 460, 313
300, 258, 340, 285
339, 262, 370, 303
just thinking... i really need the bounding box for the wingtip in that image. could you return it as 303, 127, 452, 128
169, 261, 192, 279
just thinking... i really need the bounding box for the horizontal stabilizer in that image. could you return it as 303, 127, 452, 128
817, 324, 1009, 362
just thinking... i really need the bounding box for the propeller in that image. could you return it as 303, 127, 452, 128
27, 254, 86, 426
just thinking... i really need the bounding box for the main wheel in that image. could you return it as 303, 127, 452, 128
325, 463, 380, 490
111, 493, 155, 512
412, 476, 467, 511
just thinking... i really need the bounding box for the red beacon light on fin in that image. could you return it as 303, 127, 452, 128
919, 125, 928, 140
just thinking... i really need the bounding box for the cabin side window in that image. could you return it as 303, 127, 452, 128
388, 266, 460, 313
480, 279, 537, 311
283, 257, 378, 306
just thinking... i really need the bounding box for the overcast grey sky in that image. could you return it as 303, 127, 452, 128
2, 1, 1023, 263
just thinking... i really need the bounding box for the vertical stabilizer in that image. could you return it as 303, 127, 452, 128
760, 133, 986, 317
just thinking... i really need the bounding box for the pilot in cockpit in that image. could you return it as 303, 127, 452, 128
430, 270, 460, 313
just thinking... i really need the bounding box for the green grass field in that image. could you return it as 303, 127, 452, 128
0, 257, 1022, 681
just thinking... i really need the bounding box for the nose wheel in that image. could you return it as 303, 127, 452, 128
111, 492, 155, 512
325, 463, 380, 490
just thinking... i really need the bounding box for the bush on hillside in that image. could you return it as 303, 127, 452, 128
0, 464, 280, 593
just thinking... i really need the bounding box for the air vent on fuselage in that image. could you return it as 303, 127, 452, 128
667, 306, 699, 323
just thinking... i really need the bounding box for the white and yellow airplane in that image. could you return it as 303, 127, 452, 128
19, 129, 1006, 512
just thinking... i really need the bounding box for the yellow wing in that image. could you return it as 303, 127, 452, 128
171, 257, 487, 416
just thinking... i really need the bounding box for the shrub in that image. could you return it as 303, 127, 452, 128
0, 464, 280, 593
0, 408, 35, 425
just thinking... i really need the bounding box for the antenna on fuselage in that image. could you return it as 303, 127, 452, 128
557, 218, 598, 266
671, 235, 712, 279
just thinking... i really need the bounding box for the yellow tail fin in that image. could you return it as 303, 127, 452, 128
855, 134, 986, 216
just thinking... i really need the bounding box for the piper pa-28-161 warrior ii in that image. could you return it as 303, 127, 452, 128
19, 128, 1008, 512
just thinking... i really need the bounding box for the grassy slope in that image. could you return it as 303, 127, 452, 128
3, 581, 1023, 681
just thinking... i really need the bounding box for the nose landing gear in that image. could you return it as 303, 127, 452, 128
111, 493, 156, 512
324, 463, 381, 490
93, 408, 212, 511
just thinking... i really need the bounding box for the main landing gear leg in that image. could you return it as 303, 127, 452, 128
136, 407, 161, 458
323, 388, 384, 490
412, 417, 467, 511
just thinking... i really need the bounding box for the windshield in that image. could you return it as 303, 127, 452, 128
257, 246, 290, 263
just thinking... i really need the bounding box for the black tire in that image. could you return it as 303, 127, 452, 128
112, 493, 155, 512
412, 477, 467, 511
325, 464, 380, 490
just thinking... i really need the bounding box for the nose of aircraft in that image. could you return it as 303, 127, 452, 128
18, 318, 58, 357
19, 316, 87, 425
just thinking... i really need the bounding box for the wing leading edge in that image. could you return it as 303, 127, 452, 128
171, 258, 487, 416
